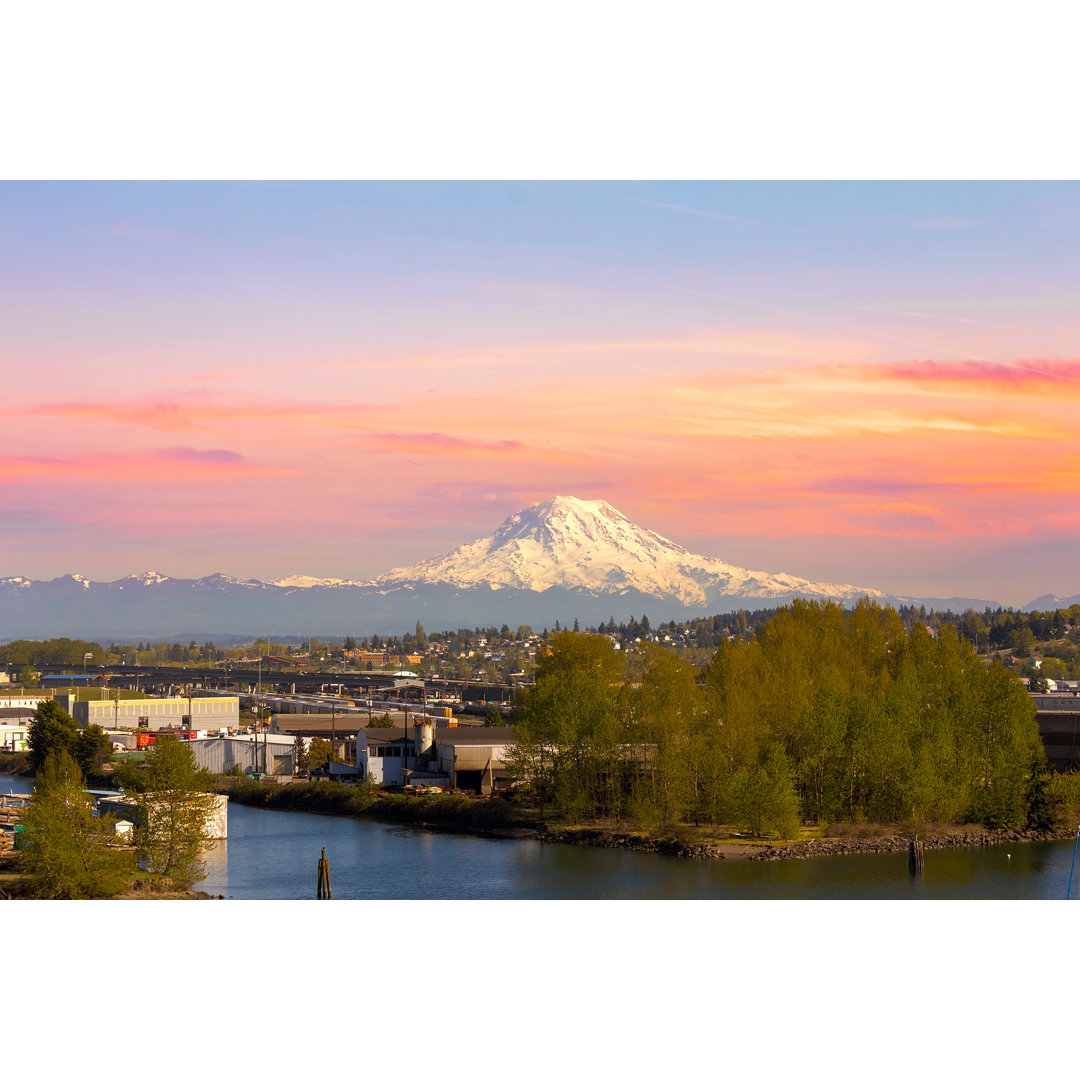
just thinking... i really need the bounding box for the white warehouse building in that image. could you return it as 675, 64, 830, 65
191, 733, 298, 776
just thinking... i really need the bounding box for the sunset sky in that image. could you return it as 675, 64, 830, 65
3, 180, 1079, 607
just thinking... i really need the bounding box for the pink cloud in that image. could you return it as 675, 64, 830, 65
0, 448, 273, 484
873, 357, 1080, 391
364, 433, 527, 457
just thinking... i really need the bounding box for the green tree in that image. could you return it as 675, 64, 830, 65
731, 746, 802, 839
27, 700, 80, 772
18, 664, 39, 688
119, 735, 216, 882
511, 632, 625, 819
308, 737, 342, 768
293, 733, 310, 771
74, 724, 112, 779
18, 751, 135, 898
367, 713, 394, 729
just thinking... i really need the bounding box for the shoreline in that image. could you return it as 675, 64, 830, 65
538, 823, 1080, 861
10, 762, 1079, 869
218, 779, 1080, 860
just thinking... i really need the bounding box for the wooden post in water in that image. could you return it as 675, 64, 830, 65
317, 846, 332, 899
909, 836, 924, 877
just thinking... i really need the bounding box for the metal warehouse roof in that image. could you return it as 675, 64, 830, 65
434, 726, 516, 746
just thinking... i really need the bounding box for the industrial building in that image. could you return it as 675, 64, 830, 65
191, 733, 298, 776
434, 726, 515, 793
358, 721, 515, 793
0, 692, 50, 711
0, 709, 33, 751
66, 695, 240, 732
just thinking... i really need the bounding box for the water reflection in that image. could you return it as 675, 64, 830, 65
4, 771, 1076, 900
198, 800, 1079, 900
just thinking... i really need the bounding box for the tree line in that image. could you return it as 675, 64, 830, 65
510, 600, 1049, 838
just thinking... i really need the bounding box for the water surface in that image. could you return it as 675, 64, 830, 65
5, 773, 1076, 899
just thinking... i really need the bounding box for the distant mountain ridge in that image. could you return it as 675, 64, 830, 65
0, 495, 1042, 640
1022, 592, 1080, 613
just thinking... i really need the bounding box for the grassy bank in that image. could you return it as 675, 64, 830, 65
0, 752, 32, 776
215, 778, 530, 833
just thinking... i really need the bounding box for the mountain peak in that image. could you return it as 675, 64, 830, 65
373, 494, 879, 606
121, 570, 170, 585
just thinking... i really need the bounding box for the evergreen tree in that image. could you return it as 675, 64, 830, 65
19, 751, 134, 899
74, 724, 113, 779
293, 733, 309, 771
27, 700, 80, 772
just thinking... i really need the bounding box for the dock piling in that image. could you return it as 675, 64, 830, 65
317, 846, 332, 899
908, 836, 924, 877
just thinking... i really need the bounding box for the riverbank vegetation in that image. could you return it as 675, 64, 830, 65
511, 601, 1057, 840
217, 776, 524, 831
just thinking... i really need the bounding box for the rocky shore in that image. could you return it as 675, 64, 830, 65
538, 823, 1080, 861
745, 825, 1078, 861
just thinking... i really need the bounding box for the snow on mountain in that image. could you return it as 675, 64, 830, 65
270, 574, 371, 589
374, 495, 887, 605
117, 570, 171, 586
272, 574, 344, 588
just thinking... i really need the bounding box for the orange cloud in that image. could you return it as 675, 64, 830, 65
31, 395, 371, 432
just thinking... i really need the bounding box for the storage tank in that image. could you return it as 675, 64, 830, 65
415, 720, 434, 757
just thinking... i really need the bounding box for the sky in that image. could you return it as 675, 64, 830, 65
3, 180, 1079, 607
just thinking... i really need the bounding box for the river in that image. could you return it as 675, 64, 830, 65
6, 773, 1078, 898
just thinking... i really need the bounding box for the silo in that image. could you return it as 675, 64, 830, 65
415, 720, 434, 757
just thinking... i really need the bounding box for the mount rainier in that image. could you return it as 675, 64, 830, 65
0, 496, 998, 640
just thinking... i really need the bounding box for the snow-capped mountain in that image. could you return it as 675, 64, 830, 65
374, 495, 887, 606
0, 495, 1018, 640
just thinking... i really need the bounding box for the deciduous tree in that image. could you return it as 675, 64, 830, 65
19, 751, 134, 898
118, 735, 215, 882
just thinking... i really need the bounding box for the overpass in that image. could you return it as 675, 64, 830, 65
32, 663, 510, 705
